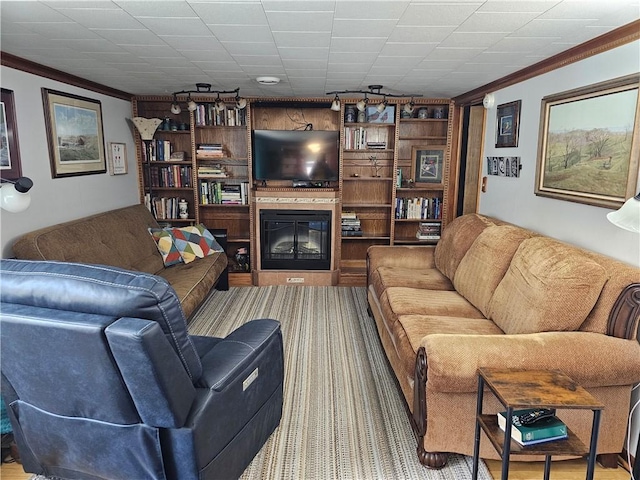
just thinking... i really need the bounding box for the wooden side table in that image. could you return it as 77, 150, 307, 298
471, 368, 604, 480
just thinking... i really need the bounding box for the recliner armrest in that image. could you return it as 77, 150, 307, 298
106, 317, 196, 428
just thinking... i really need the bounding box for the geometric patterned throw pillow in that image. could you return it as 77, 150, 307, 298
148, 228, 183, 267
169, 224, 224, 264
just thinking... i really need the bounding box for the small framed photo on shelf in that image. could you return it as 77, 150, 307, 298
495, 100, 521, 148
366, 105, 395, 124
42, 88, 106, 178
108, 142, 127, 175
411, 145, 445, 185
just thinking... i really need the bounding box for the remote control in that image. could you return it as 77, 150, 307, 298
518, 408, 556, 425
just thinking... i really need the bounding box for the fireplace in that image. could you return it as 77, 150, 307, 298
260, 210, 331, 270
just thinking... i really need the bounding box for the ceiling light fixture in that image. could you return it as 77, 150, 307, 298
170, 83, 246, 115
326, 85, 422, 113
256, 76, 281, 85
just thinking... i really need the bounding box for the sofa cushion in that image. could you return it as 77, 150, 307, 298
453, 225, 535, 316
149, 228, 183, 267
169, 224, 224, 264
383, 287, 485, 320
370, 266, 454, 299
488, 237, 608, 334
434, 214, 494, 281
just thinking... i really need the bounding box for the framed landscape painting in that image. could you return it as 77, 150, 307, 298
535, 74, 639, 209
42, 88, 106, 178
1, 88, 22, 180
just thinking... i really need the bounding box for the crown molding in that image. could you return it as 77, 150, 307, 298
1, 52, 133, 101
454, 20, 640, 107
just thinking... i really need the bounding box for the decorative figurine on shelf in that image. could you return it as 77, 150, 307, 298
235, 247, 250, 272
178, 198, 188, 219
369, 155, 381, 177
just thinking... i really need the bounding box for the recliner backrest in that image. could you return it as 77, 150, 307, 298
0, 259, 203, 382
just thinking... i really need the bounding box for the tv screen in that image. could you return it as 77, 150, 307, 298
252, 130, 339, 182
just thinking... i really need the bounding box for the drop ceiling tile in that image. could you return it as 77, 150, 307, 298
159, 36, 225, 51
388, 26, 456, 43
232, 55, 283, 66
327, 63, 372, 73
397, 2, 481, 26
277, 47, 329, 60
52, 7, 144, 29
191, 3, 269, 26
334, 1, 407, 20
265, 11, 333, 31
286, 69, 330, 77
373, 56, 422, 68
197, 62, 245, 73
222, 42, 279, 55
272, 32, 332, 48
52, 39, 129, 53
330, 37, 387, 53
91, 29, 165, 45
179, 50, 235, 61
477, 1, 559, 14
15, 22, 103, 40
1, 2, 70, 22
437, 32, 507, 49
326, 71, 368, 80
119, 44, 178, 56
540, 0, 631, 19
116, 1, 197, 17
328, 52, 379, 64
378, 43, 438, 57
485, 36, 560, 53
283, 59, 328, 69
208, 25, 273, 42
514, 18, 598, 37
424, 47, 486, 62
456, 11, 541, 33
135, 17, 211, 36
332, 19, 397, 37
0, 33, 52, 50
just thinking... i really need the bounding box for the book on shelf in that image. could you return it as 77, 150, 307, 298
497, 409, 568, 446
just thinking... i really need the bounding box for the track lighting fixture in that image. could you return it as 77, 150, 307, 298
170, 84, 246, 115
326, 85, 421, 112
330, 94, 341, 112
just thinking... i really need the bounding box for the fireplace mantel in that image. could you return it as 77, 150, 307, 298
252, 190, 341, 286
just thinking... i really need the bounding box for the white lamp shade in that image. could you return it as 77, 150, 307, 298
1, 178, 33, 213
236, 97, 247, 110
607, 194, 640, 233
131, 117, 162, 141
170, 103, 181, 114
356, 99, 367, 112
403, 102, 415, 114
187, 100, 198, 112
330, 98, 341, 111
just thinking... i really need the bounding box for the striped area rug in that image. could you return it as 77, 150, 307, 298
189, 286, 492, 480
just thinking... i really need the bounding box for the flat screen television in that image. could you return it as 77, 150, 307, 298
252, 130, 339, 182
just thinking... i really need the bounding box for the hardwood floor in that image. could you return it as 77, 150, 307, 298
2, 457, 632, 479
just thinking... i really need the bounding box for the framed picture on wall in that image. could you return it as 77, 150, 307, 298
495, 100, 521, 148
1, 88, 22, 181
411, 145, 445, 185
42, 88, 106, 178
535, 74, 639, 209
108, 142, 128, 175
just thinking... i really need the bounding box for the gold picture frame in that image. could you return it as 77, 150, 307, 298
535, 74, 640, 209
42, 88, 106, 178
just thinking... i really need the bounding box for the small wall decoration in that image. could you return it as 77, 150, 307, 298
0, 88, 22, 181
42, 88, 106, 178
412, 145, 444, 185
486, 156, 521, 177
535, 74, 639, 209
366, 105, 395, 124
495, 100, 521, 148
108, 142, 128, 175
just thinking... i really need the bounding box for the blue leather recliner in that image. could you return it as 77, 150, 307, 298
0, 259, 284, 480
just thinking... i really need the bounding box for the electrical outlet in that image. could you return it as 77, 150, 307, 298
286, 277, 305, 283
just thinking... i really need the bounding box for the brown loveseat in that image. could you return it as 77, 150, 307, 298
367, 213, 640, 468
12, 204, 228, 320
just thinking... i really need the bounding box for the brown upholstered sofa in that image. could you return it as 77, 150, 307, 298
367, 213, 640, 468
11, 204, 228, 320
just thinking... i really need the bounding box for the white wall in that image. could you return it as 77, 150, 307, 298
479, 40, 640, 463
0, 66, 138, 258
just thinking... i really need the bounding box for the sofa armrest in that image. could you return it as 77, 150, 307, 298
421, 331, 640, 393
367, 245, 437, 279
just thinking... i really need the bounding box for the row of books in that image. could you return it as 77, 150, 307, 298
147, 165, 192, 188
199, 180, 249, 205
198, 165, 227, 178
416, 221, 441, 240
395, 196, 442, 220
498, 409, 568, 447
196, 143, 225, 159
343, 127, 388, 150
194, 103, 247, 127
142, 139, 187, 162
341, 211, 363, 237
144, 195, 188, 220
